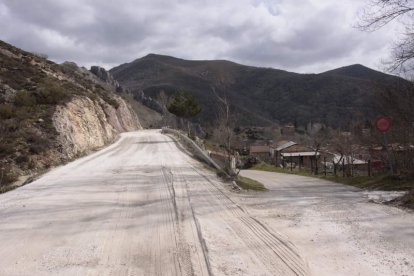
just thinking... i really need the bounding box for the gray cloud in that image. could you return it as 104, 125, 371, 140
0, 0, 398, 72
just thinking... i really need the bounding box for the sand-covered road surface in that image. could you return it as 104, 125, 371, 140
240, 170, 414, 276
0, 130, 308, 276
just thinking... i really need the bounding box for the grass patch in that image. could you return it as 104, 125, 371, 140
236, 175, 267, 191
0, 184, 16, 194
250, 163, 414, 191
389, 189, 414, 209
251, 163, 313, 177
251, 163, 414, 209
325, 175, 414, 191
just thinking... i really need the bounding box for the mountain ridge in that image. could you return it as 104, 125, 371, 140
111, 54, 404, 128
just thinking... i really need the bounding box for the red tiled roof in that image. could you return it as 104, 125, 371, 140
249, 145, 270, 153
281, 144, 315, 153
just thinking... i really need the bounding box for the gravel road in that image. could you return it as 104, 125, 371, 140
240, 170, 414, 276
0, 130, 308, 276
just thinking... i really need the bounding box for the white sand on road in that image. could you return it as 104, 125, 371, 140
0, 130, 308, 276
240, 170, 414, 276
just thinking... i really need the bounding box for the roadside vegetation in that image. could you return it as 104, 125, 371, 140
251, 163, 414, 190
250, 163, 414, 208
236, 176, 267, 191
0, 40, 123, 191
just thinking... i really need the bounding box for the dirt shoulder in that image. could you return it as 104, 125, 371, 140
251, 163, 414, 209
239, 170, 414, 276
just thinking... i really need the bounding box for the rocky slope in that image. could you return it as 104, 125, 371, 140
53, 95, 141, 159
0, 40, 141, 190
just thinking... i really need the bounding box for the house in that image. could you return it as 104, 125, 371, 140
333, 154, 367, 166
271, 140, 320, 169
370, 143, 414, 173
271, 140, 296, 165
280, 144, 320, 168
249, 145, 271, 161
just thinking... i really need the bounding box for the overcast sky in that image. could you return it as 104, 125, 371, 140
0, 0, 401, 73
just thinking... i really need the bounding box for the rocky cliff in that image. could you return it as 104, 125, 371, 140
90, 66, 123, 92
0, 40, 142, 189
53, 95, 141, 159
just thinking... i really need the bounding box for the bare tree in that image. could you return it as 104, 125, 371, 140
157, 90, 169, 113
359, 0, 414, 72
211, 87, 232, 152
359, 1, 414, 176
157, 90, 174, 127
210, 87, 240, 175
328, 130, 355, 176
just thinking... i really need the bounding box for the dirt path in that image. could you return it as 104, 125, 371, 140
240, 170, 414, 276
0, 130, 308, 276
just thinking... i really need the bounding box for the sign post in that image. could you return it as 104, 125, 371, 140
375, 117, 393, 175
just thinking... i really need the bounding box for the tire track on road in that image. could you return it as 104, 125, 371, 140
186, 164, 309, 275
163, 165, 211, 276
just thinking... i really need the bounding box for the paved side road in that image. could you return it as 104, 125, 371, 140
0, 130, 308, 276
240, 170, 414, 276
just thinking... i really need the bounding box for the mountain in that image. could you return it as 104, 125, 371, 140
321, 64, 393, 81
0, 40, 141, 190
111, 55, 405, 128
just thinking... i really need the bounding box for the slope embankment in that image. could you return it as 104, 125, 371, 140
53, 95, 141, 159
0, 40, 142, 190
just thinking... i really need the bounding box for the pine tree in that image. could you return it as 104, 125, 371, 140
167, 91, 201, 135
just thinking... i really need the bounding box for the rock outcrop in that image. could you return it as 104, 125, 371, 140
0, 39, 145, 188
90, 66, 123, 92
90, 65, 165, 115
53, 95, 141, 158
134, 90, 165, 114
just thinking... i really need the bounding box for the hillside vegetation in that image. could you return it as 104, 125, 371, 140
111, 54, 404, 128
0, 40, 140, 190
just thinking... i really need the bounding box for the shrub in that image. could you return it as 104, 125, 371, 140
3, 119, 19, 132
1, 173, 18, 187
89, 93, 98, 102
188, 132, 196, 141
100, 93, 119, 109
15, 155, 30, 164
28, 158, 36, 169
29, 143, 47, 154
106, 98, 119, 109
35, 80, 68, 104
95, 84, 105, 91
0, 143, 15, 156
0, 167, 18, 187
14, 90, 36, 107
236, 176, 267, 191
0, 104, 14, 118
26, 134, 49, 154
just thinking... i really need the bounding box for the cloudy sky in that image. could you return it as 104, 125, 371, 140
0, 0, 401, 73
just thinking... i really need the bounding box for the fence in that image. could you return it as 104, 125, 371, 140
161, 127, 221, 170
278, 157, 388, 177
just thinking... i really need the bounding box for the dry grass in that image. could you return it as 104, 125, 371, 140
236, 176, 267, 191
251, 163, 414, 209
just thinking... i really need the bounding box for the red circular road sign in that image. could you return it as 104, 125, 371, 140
375, 117, 391, 133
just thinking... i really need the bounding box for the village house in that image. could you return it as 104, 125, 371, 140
249, 145, 271, 161
370, 143, 414, 173
332, 154, 368, 174
280, 144, 320, 168
271, 140, 296, 165
272, 140, 320, 169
